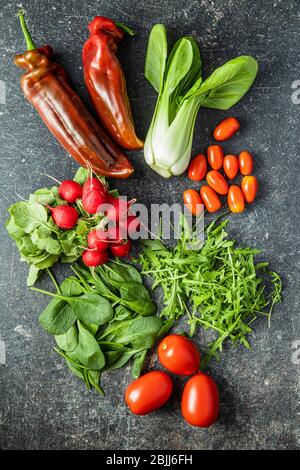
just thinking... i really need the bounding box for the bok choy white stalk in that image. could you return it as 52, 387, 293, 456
144, 24, 258, 177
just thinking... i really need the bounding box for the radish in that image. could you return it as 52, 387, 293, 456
58, 180, 82, 203
48, 205, 78, 230
87, 229, 110, 251
119, 215, 140, 238
82, 188, 107, 214
105, 196, 134, 222
82, 249, 109, 267
83, 177, 106, 194
110, 240, 132, 257
106, 225, 125, 245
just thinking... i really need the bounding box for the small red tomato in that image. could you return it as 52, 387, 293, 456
241, 175, 258, 203
223, 154, 239, 180
183, 189, 203, 216
158, 335, 200, 375
239, 151, 254, 175
82, 249, 109, 267
207, 145, 224, 170
188, 154, 207, 181
181, 373, 219, 427
213, 117, 240, 141
200, 186, 222, 213
110, 239, 132, 257
228, 185, 245, 213
125, 371, 173, 415
206, 170, 228, 195
87, 229, 109, 251
58, 180, 82, 204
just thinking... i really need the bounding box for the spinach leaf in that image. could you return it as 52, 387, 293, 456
69, 294, 114, 325
88, 370, 105, 395
55, 324, 78, 351
113, 316, 162, 349
101, 261, 142, 284
120, 282, 156, 316
104, 350, 141, 372
39, 298, 77, 335
145, 23, 168, 93
68, 321, 105, 370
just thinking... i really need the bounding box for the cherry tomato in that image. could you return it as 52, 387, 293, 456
207, 145, 224, 170
125, 371, 173, 415
239, 151, 253, 175
228, 185, 245, 213
158, 334, 200, 375
183, 189, 203, 216
200, 186, 222, 213
110, 239, 132, 257
241, 175, 258, 203
206, 170, 228, 195
187, 154, 207, 181
181, 373, 219, 427
213, 117, 240, 141
223, 154, 239, 180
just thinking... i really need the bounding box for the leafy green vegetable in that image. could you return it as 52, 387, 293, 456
139, 216, 282, 367
39, 298, 77, 335
144, 24, 258, 177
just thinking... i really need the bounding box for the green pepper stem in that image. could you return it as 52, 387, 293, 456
17, 10, 36, 51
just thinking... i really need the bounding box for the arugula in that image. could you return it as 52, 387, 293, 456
139, 216, 282, 367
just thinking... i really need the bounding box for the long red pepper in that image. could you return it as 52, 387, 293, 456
14, 11, 133, 179
83, 16, 143, 150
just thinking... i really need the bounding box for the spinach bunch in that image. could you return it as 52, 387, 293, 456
34, 261, 161, 394
139, 216, 282, 368
6, 168, 111, 286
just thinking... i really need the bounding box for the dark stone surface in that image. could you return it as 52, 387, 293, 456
0, 0, 299, 450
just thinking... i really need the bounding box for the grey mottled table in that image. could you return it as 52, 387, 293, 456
0, 0, 299, 450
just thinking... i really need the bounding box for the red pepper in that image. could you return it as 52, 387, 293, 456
82, 17, 143, 150
14, 11, 133, 179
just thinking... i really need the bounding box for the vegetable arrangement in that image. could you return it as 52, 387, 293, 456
34, 261, 159, 394
144, 24, 258, 177
184, 119, 258, 214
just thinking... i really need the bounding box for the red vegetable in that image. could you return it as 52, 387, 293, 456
110, 239, 132, 257
187, 154, 207, 181
125, 371, 173, 415
241, 175, 258, 203
48, 205, 78, 230
181, 373, 219, 427
58, 180, 82, 203
82, 188, 107, 214
207, 145, 224, 170
83, 177, 106, 194
87, 229, 109, 251
228, 185, 245, 213
223, 154, 239, 180
82, 248, 109, 267
158, 334, 200, 376
213, 117, 240, 141
206, 170, 228, 195
106, 225, 125, 244
239, 151, 254, 175
183, 189, 203, 216
200, 186, 221, 213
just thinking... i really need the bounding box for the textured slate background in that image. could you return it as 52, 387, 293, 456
0, 0, 299, 450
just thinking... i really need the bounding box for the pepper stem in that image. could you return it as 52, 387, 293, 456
17, 10, 36, 51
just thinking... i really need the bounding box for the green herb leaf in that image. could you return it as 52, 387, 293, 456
145, 23, 167, 93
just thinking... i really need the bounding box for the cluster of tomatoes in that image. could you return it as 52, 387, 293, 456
183, 117, 259, 215
48, 176, 139, 267
125, 334, 219, 428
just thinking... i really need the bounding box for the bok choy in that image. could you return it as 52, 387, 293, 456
144, 24, 258, 177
